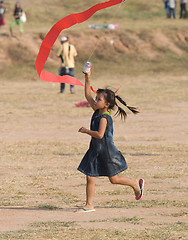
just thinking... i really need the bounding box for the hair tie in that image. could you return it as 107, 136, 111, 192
91, 86, 121, 94
114, 86, 121, 94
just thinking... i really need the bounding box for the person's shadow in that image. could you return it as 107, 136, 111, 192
0, 206, 76, 212
0, 32, 9, 37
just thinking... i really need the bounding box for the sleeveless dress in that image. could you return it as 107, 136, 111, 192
77, 110, 128, 177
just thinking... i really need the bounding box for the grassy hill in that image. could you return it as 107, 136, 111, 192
0, 0, 188, 81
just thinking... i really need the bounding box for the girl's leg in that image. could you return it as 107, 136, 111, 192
18, 19, 23, 33
9, 20, 16, 36
85, 176, 95, 209
77, 176, 95, 212
109, 175, 141, 198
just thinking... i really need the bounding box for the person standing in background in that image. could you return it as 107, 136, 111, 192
9, 2, 23, 37
163, 0, 169, 18
57, 36, 77, 94
168, 0, 176, 18
0, 1, 7, 30
180, 0, 187, 18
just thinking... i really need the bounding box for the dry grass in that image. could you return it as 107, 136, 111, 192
0, 222, 187, 240
0, 76, 187, 239
0, 0, 188, 239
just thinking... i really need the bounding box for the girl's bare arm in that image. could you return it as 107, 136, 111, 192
79, 118, 107, 139
84, 71, 95, 110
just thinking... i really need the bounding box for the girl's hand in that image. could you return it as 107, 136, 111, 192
84, 70, 91, 78
78, 127, 88, 133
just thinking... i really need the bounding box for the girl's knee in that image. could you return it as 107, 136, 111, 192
109, 176, 118, 184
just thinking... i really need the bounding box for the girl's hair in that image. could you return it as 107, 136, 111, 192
97, 88, 139, 120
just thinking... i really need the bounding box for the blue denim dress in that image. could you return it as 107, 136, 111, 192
77, 110, 128, 177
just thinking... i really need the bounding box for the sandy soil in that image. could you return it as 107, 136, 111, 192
0, 80, 188, 239
0, 1, 188, 238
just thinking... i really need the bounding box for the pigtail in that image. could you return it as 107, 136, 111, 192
96, 88, 139, 120
114, 104, 127, 120
115, 95, 139, 119
126, 105, 139, 114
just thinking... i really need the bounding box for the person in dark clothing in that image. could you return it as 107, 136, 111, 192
180, 0, 187, 18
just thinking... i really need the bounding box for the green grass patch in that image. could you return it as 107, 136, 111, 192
90, 216, 143, 225
37, 204, 59, 210
0, 223, 187, 240
171, 211, 188, 217
30, 220, 75, 228
103, 199, 188, 208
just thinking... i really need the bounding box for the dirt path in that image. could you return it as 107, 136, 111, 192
1, 206, 187, 232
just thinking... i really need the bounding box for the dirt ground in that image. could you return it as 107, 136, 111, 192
0, 0, 188, 238
0, 76, 187, 239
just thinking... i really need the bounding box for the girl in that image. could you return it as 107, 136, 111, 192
77, 71, 144, 212
9, 2, 23, 37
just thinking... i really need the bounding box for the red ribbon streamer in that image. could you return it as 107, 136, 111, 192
35, 0, 123, 86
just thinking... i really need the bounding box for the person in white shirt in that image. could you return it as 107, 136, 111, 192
168, 0, 176, 18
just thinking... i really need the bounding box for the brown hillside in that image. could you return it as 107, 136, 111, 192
0, 28, 188, 80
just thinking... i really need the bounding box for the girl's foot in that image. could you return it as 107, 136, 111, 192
135, 179, 144, 200
76, 205, 95, 213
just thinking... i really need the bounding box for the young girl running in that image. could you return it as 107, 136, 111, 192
77, 70, 144, 212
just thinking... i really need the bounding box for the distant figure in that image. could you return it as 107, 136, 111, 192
0, 1, 7, 28
9, 2, 23, 37
57, 36, 77, 94
180, 0, 187, 18
163, 0, 169, 18
168, 0, 176, 18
